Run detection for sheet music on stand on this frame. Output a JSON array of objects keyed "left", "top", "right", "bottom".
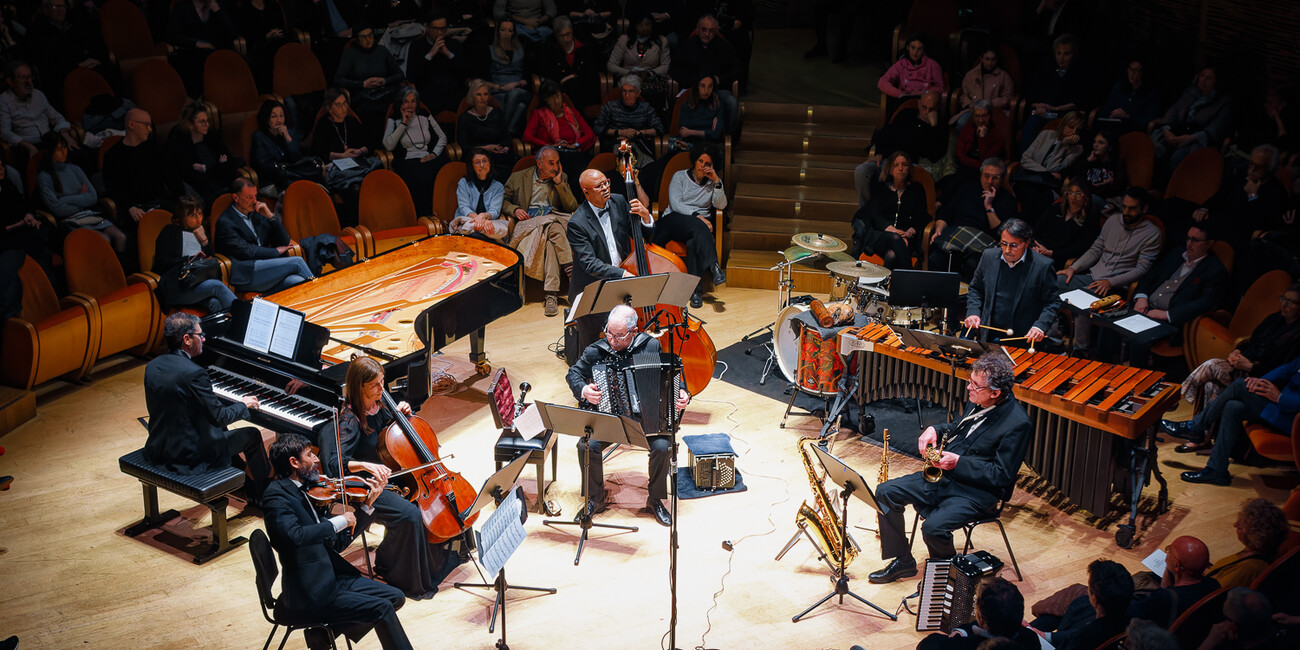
[{"left": 476, "top": 487, "right": 527, "bottom": 577}]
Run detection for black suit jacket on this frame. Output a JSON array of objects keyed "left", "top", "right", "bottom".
[
  {"left": 934, "top": 395, "right": 1032, "bottom": 509},
  {"left": 566, "top": 332, "right": 662, "bottom": 403},
  {"left": 261, "top": 477, "right": 361, "bottom": 610},
  {"left": 214, "top": 203, "right": 293, "bottom": 287},
  {"left": 566, "top": 194, "right": 655, "bottom": 302},
  {"left": 143, "top": 351, "right": 250, "bottom": 473},
  {"left": 1135, "top": 248, "right": 1227, "bottom": 326},
  {"left": 965, "top": 247, "right": 1062, "bottom": 341}
]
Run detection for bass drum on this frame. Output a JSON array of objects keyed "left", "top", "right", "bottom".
[{"left": 774, "top": 304, "right": 808, "bottom": 386}]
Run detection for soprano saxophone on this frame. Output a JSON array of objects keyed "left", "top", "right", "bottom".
[
  {"left": 794, "top": 438, "right": 859, "bottom": 573},
  {"left": 877, "top": 428, "right": 890, "bottom": 484}
]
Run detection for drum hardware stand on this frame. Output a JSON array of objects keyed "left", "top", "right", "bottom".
[{"left": 743, "top": 253, "right": 819, "bottom": 386}]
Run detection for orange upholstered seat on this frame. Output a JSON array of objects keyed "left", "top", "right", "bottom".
[
  {"left": 1245, "top": 413, "right": 1300, "bottom": 463},
  {"left": 273, "top": 43, "right": 328, "bottom": 99},
  {"left": 359, "top": 170, "right": 442, "bottom": 254},
  {"left": 281, "top": 181, "right": 371, "bottom": 261},
  {"left": 1119, "top": 132, "right": 1155, "bottom": 189},
  {"left": 1187, "top": 270, "right": 1293, "bottom": 369},
  {"left": 1, "top": 257, "right": 98, "bottom": 389},
  {"left": 131, "top": 59, "right": 190, "bottom": 130},
  {"left": 432, "top": 161, "right": 467, "bottom": 225},
  {"left": 63, "top": 229, "right": 162, "bottom": 360},
  {"left": 654, "top": 151, "right": 723, "bottom": 263},
  {"left": 63, "top": 67, "right": 114, "bottom": 126},
  {"left": 1165, "top": 148, "right": 1223, "bottom": 205},
  {"left": 100, "top": 0, "right": 168, "bottom": 71}
]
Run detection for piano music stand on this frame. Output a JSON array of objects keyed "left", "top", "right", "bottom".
[
  {"left": 536, "top": 402, "right": 645, "bottom": 565},
  {"left": 792, "top": 444, "right": 897, "bottom": 623},
  {"left": 453, "top": 453, "right": 555, "bottom": 644}
]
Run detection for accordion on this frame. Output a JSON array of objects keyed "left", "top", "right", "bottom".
[
  {"left": 916, "top": 551, "right": 1005, "bottom": 633},
  {"left": 591, "top": 352, "right": 683, "bottom": 435}
]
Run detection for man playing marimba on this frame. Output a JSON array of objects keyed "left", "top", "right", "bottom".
[{"left": 963, "top": 218, "right": 1061, "bottom": 347}]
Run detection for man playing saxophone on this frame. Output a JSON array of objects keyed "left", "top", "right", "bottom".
[{"left": 868, "top": 353, "right": 1032, "bottom": 584}]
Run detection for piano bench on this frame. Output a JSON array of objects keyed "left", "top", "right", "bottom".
[
  {"left": 118, "top": 448, "right": 249, "bottom": 565},
  {"left": 494, "top": 430, "right": 557, "bottom": 513}
]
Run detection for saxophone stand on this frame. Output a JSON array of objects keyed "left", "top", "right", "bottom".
[
  {"left": 452, "top": 454, "right": 545, "bottom": 648},
  {"left": 537, "top": 402, "right": 647, "bottom": 565},
  {"left": 792, "top": 445, "right": 896, "bottom": 623}
]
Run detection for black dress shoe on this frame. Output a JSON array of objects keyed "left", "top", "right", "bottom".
[
  {"left": 1181, "top": 468, "right": 1231, "bottom": 486},
  {"left": 710, "top": 263, "right": 726, "bottom": 286},
  {"left": 868, "top": 557, "right": 918, "bottom": 584},
  {"left": 690, "top": 290, "right": 703, "bottom": 309},
  {"left": 575, "top": 498, "right": 608, "bottom": 521},
  {"left": 1160, "top": 419, "right": 1198, "bottom": 441},
  {"left": 648, "top": 500, "right": 672, "bottom": 527},
  {"left": 303, "top": 628, "right": 334, "bottom": 650}
]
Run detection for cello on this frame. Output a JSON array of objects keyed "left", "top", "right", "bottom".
[
  {"left": 375, "top": 390, "right": 480, "bottom": 544},
  {"left": 614, "top": 141, "right": 717, "bottom": 394}
]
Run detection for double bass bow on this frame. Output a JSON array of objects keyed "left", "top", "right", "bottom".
[{"left": 614, "top": 140, "right": 718, "bottom": 394}]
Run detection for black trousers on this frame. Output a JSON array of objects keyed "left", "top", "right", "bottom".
[
  {"left": 653, "top": 211, "right": 718, "bottom": 280},
  {"left": 578, "top": 434, "right": 672, "bottom": 504},
  {"left": 225, "top": 425, "right": 272, "bottom": 502},
  {"left": 875, "top": 472, "right": 988, "bottom": 561},
  {"left": 312, "top": 575, "right": 413, "bottom": 650},
  {"left": 367, "top": 490, "right": 453, "bottom": 599},
  {"left": 1190, "top": 378, "right": 1272, "bottom": 474}
]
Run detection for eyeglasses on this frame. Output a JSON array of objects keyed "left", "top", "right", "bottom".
[
  {"left": 188, "top": 331, "right": 206, "bottom": 339},
  {"left": 605, "top": 329, "right": 635, "bottom": 341},
  {"left": 590, "top": 180, "right": 611, "bottom": 191},
  {"left": 999, "top": 240, "right": 1025, "bottom": 249},
  {"left": 1281, "top": 296, "right": 1300, "bottom": 306},
  {"left": 1065, "top": 191, "right": 1085, "bottom": 197},
  {"left": 1186, "top": 236, "right": 1208, "bottom": 243},
  {"left": 968, "top": 381, "right": 993, "bottom": 392}
]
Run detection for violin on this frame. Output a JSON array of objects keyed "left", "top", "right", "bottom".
[{"left": 305, "top": 475, "right": 392, "bottom": 505}]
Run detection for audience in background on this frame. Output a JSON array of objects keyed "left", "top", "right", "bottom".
[
  {"left": 1021, "top": 34, "right": 1093, "bottom": 152},
  {"left": 852, "top": 150, "right": 927, "bottom": 269},
  {"left": 955, "top": 48, "right": 1016, "bottom": 131},
  {"left": 539, "top": 16, "right": 601, "bottom": 111},
  {"left": 1098, "top": 59, "right": 1159, "bottom": 134},
  {"left": 250, "top": 100, "right": 321, "bottom": 194},
  {"left": 877, "top": 33, "right": 946, "bottom": 118},
  {"left": 153, "top": 195, "right": 236, "bottom": 314},
  {"left": 38, "top": 132, "right": 126, "bottom": 254},
  {"left": 608, "top": 14, "right": 673, "bottom": 114},
  {"left": 1204, "top": 499, "right": 1290, "bottom": 590},
  {"left": 1031, "top": 178, "right": 1098, "bottom": 270},
  {"left": 487, "top": 20, "right": 532, "bottom": 135},
  {"left": 450, "top": 149, "right": 509, "bottom": 241},
  {"left": 495, "top": 0, "right": 557, "bottom": 43},
  {"left": 671, "top": 15, "right": 738, "bottom": 135},
  {"left": 165, "top": 101, "right": 243, "bottom": 207},
  {"left": 457, "top": 79, "right": 518, "bottom": 181},
  {"left": 1068, "top": 130, "right": 1126, "bottom": 209},
  {"left": 524, "top": 79, "right": 595, "bottom": 191},
  {"left": 405, "top": 12, "right": 471, "bottom": 116},
  {"left": 334, "top": 25, "right": 404, "bottom": 147},
  {"left": 593, "top": 75, "right": 663, "bottom": 156},
  {"left": 1014, "top": 111, "right": 1084, "bottom": 219},
  {"left": 1150, "top": 66, "right": 1232, "bottom": 172},
  {"left": 383, "top": 86, "right": 448, "bottom": 216}
]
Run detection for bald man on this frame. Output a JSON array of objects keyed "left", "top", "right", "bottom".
[
  {"left": 103, "top": 108, "right": 178, "bottom": 225},
  {"left": 1128, "top": 535, "right": 1220, "bottom": 626}
]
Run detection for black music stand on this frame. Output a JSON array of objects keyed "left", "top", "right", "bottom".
[
  {"left": 792, "top": 445, "right": 897, "bottom": 623},
  {"left": 537, "top": 402, "right": 646, "bottom": 565},
  {"left": 452, "top": 453, "right": 554, "bottom": 646},
  {"left": 890, "top": 270, "right": 962, "bottom": 335},
  {"left": 893, "top": 327, "right": 1007, "bottom": 422}
]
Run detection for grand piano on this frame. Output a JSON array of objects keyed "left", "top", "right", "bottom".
[{"left": 200, "top": 235, "right": 524, "bottom": 435}]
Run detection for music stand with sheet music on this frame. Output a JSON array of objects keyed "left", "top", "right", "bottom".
[
  {"left": 894, "top": 327, "right": 1008, "bottom": 422},
  {"left": 452, "top": 453, "right": 555, "bottom": 648},
  {"left": 566, "top": 273, "right": 699, "bottom": 354},
  {"left": 537, "top": 401, "right": 646, "bottom": 565},
  {"left": 792, "top": 444, "right": 897, "bottom": 623}
]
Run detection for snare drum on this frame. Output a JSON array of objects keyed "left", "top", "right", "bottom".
[{"left": 882, "top": 305, "right": 928, "bottom": 328}]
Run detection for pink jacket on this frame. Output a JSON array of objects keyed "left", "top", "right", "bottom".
[
  {"left": 877, "top": 56, "right": 946, "bottom": 98},
  {"left": 960, "top": 66, "right": 1015, "bottom": 111}
]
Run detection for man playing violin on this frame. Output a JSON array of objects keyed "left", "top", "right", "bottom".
[
  {"left": 567, "top": 305, "right": 691, "bottom": 527},
  {"left": 262, "top": 433, "right": 414, "bottom": 650},
  {"left": 317, "top": 355, "right": 463, "bottom": 600}
]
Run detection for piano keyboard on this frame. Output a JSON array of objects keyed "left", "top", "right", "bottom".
[
  {"left": 916, "top": 559, "right": 953, "bottom": 632},
  {"left": 209, "top": 366, "right": 334, "bottom": 430}
]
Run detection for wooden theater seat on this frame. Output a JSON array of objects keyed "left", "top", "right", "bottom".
[
  {"left": 1187, "top": 270, "right": 1293, "bottom": 369},
  {"left": 280, "top": 180, "right": 372, "bottom": 262},
  {"left": 1, "top": 257, "right": 99, "bottom": 390},
  {"left": 1245, "top": 412, "right": 1300, "bottom": 464},
  {"left": 431, "top": 161, "right": 467, "bottom": 226},
  {"left": 63, "top": 229, "right": 163, "bottom": 361},
  {"left": 654, "top": 152, "right": 724, "bottom": 264},
  {"left": 358, "top": 169, "right": 443, "bottom": 254}
]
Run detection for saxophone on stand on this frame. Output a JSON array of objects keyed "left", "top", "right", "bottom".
[{"left": 775, "top": 438, "right": 859, "bottom": 574}]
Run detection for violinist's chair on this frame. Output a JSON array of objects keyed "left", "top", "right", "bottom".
[
  {"left": 249, "top": 529, "right": 354, "bottom": 650},
  {"left": 488, "top": 368, "right": 557, "bottom": 514}
]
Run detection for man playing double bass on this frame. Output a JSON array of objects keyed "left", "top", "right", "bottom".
[{"left": 316, "top": 356, "right": 464, "bottom": 600}]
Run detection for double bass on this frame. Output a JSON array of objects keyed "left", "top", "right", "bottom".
[{"left": 614, "top": 141, "right": 717, "bottom": 394}]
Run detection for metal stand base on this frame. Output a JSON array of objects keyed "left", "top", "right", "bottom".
[
  {"left": 542, "top": 433, "right": 638, "bottom": 565},
  {"left": 792, "top": 575, "right": 897, "bottom": 623},
  {"left": 454, "top": 568, "right": 556, "bottom": 636}
]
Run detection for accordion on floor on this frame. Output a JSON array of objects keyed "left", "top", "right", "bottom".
[
  {"left": 592, "top": 352, "right": 683, "bottom": 435},
  {"left": 916, "top": 551, "right": 1005, "bottom": 633}
]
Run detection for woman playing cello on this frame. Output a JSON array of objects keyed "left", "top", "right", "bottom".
[{"left": 319, "top": 356, "right": 463, "bottom": 600}]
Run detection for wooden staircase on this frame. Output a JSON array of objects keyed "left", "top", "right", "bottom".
[{"left": 725, "top": 102, "right": 884, "bottom": 295}]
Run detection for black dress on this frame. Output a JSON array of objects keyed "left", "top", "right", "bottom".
[
  {"left": 1031, "top": 204, "right": 1098, "bottom": 270},
  {"left": 319, "top": 405, "right": 462, "bottom": 600},
  {"left": 457, "top": 107, "right": 518, "bottom": 181},
  {"left": 852, "top": 179, "right": 929, "bottom": 269}
]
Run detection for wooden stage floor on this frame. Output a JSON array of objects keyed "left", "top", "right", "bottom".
[{"left": 0, "top": 286, "right": 1293, "bottom": 649}]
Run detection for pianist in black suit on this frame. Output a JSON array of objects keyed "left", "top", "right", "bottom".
[
  {"left": 262, "top": 433, "right": 413, "bottom": 650},
  {"left": 319, "top": 355, "right": 463, "bottom": 601},
  {"left": 868, "top": 352, "right": 1032, "bottom": 585},
  {"left": 213, "top": 178, "right": 314, "bottom": 293},
  {"left": 962, "top": 218, "right": 1061, "bottom": 347},
  {"left": 143, "top": 313, "right": 272, "bottom": 502}
]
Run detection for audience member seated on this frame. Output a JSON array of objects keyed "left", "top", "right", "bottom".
[
  {"left": 1068, "top": 130, "right": 1126, "bottom": 210},
  {"left": 494, "top": 0, "right": 556, "bottom": 43},
  {"left": 1235, "top": 87, "right": 1300, "bottom": 158},
  {"left": 670, "top": 15, "right": 738, "bottom": 135},
  {"left": 1021, "top": 34, "right": 1094, "bottom": 152},
  {"left": 876, "top": 33, "right": 945, "bottom": 118},
  {"left": 540, "top": 17, "right": 601, "bottom": 111},
  {"left": 312, "top": 88, "right": 379, "bottom": 198},
  {"left": 486, "top": 20, "right": 532, "bottom": 135},
  {"left": 36, "top": 133, "right": 127, "bottom": 255},
  {"left": 1214, "top": 145, "right": 1291, "bottom": 291},
  {"left": 22, "top": 0, "right": 114, "bottom": 109},
  {"left": 233, "top": 0, "right": 291, "bottom": 88},
  {"left": 963, "top": 219, "right": 1060, "bottom": 348},
  {"left": 917, "top": 577, "right": 1042, "bottom": 649},
  {"left": 1124, "top": 619, "right": 1179, "bottom": 650},
  {"left": 558, "top": 0, "right": 618, "bottom": 52},
  {"left": 593, "top": 75, "right": 663, "bottom": 158},
  {"left": 214, "top": 178, "right": 314, "bottom": 294},
  {"left": 851, "top": 151, "right": 926, "bottom": 269},
  {"left": 103, "top": 108, "right": 179, "bottom": 229},
  {"left": 954, "top": 100, "right": 1009, "bottom": 184},
  {"left": 872, "top": 90, "right": 948, "bottom": 170},
  {"left": 153, "top": 195, "right": 236, "bottom": 314},
  {"left": 0, "top": 162, "right": 55, "bottom": 279},
  {"left": 1031, "top": 559, "right": 1133, "bottom": 650},
  {"left": 1056, "top": 186, "right": 1163, "bottom": 354},
  {"left": 503, "top": 146, "right": 579, "bottom": 316},
  {"left": 660, "top": 144, "right": 726, "bottom": 307},
  {"left": 608, "top": 14, "right": 674, "bottom": 115},
  {"left": 1150, "top": 66, "right": 1232, "bottom": 172},
  {"left": 166, "top": 0, "right": 241, "bottom": 95},
  {"left": 954, "top": 48, "right": 1016, "bottom": 133},
  {"left": 1200, "top": 588, "right": 1287, "bottom": 650},
  {"left": 334, "top": 26, "right": 405, "bottom": 147},
  {"left": 1031, "top": 178, "right": 1099, "bottom": 270},
  {"left": 524, "top": 80, "right": 595, "bottom": 191},
  {"left": 1014, "top": 111, "right": 1084, "bottom": 221},
  {"left": 1179, "top": 354, "right": 1300, "bottom": 486},
  {"left": 1130, "top": 536, "right": 1221, "bottom": 627},
  {"left": 383, "top": 87, "right": 448, "bottom": 216},
  {"left": 0, "top": 60, "right": 79, "bottom": 171},
  {"left": 675, "top": 74, "right": 728, "bottom": 152},
  {"left": 1097, "top": 59, "right": 1160, "bottom": 134},
  {"left": 457, "top": 79, "right": 518, "bottom": 181},
  {"left": 450, "top": 149, "right": 509, "bottom": 241},
  {"left": 1168, "top": 283, "right": 1300, "bottom": 453},
  {"left": 1204, "top": 499, "right": 1291, "bottom": 590},
  {"left": 929, "top": 157, "right": 1016, "bottom": 277},
  {"left": 405, "top": 12, "right": 471, "bottom": 117},
  {"left": 250, "top": 99, "right": 322, "bottom": 194},
  {"left": 165, "top": 102, "right": 244, "bottom": 207},
  {"left": 1125, "top": 223, "right": 1227, "bottom": 364}
]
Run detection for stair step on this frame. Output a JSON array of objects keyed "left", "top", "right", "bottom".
[
  {"left": 742, "top": 122, "right": 873, "bottom": 137},
  {"left": 740, "top": 102, "right": 882, "bottom": 126},
  {"left": 737, "top": 133, "right": 871, "bottom": 157},
  {"left": 724, "top": 249, "right": 846, "bottom": 293},
  {"left": 730, "top": 163, "right": 857, "bottom": 188},
  {"left": 728, "top": 216, "right": 853, "bottom": 251},
  {"left": 732, "top": 195, "right": 856, "bottom": 220},
  {"left": 735, "top": 182, "right": 858, "bottom": 205},
  {"left": 732, "top": 150, "right": 865, "bottom": 169}
]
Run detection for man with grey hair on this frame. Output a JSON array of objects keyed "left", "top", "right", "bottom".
[
  {"left": 964, "top": 218, "right": 1060, "bottom": 346},
  {"left": 1200, "top": 588, "right": 1280, "bottom": 649},
  {"left": 503, "top": 145, "right": 579, "bottom": 316},
  {"left": 566, "top": 304, "right": 690, "bottom": 527},
  {"left": 930, "top": 157, "right": 1018, "bottom": 277},
  {"left": 593, "top": 74, "right": 664, "bottom": 154},
  {"left": 869, "top": 352, "right": 1032, "bottom": 584}
]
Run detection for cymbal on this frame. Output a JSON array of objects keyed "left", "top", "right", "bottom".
[
  {"left": 826, "top": 260, "right": 890, "bottom": 282},
  {"left": 791, "top": 232, "right": 847, "bottom": 253}
]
